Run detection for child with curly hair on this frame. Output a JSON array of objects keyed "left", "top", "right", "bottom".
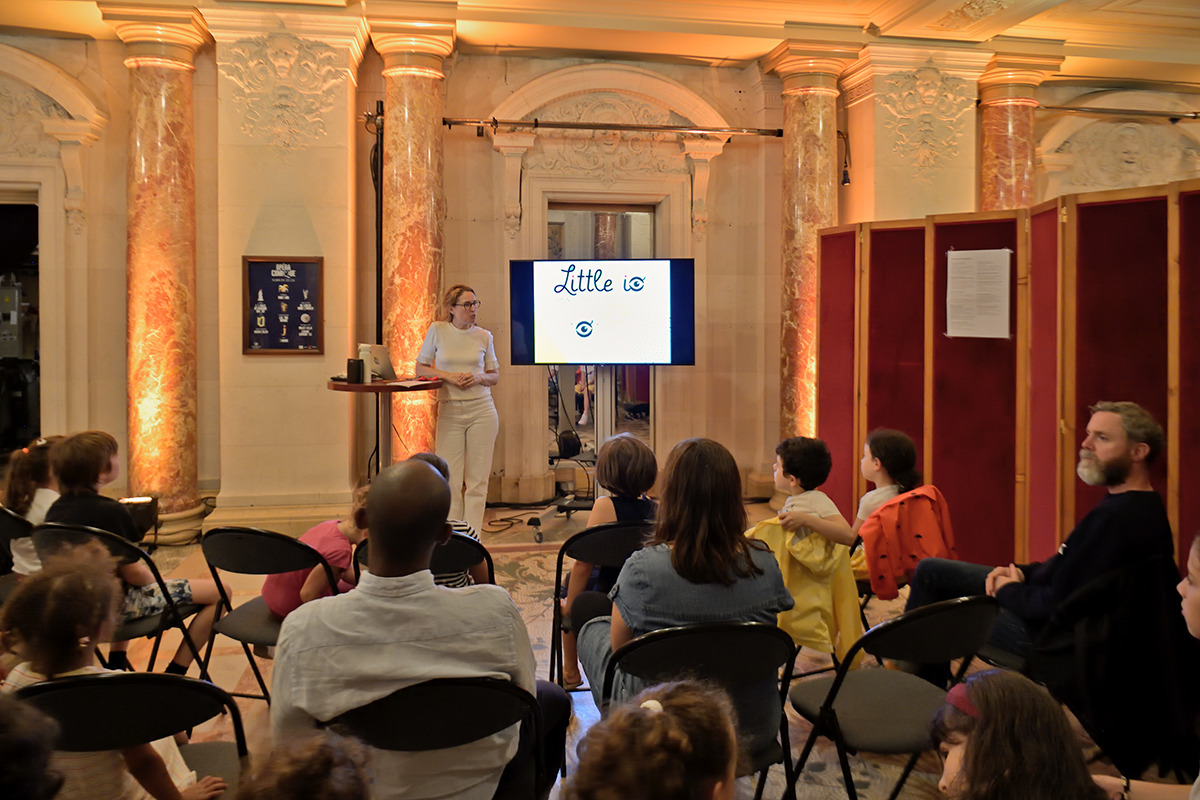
[{"left": 563, "top": 680, "right": 739, "bottom": 800}]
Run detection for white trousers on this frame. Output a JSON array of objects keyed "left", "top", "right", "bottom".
[{"left": 435, "top": 395, "right": 499, "bottom": 535}]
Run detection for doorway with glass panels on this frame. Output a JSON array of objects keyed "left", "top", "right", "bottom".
[{"left": 547, "top": 203, "right": 655, "bottom": 462}]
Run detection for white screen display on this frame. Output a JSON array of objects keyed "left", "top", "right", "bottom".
[{"left": 532, "top": 259, "right": 672, "bottom": 364}]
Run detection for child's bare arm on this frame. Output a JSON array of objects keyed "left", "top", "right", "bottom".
[
  {"left": 779, "top": 511, "right": 855, "bottom": 546},
  {"left": 123, "top": 743, "right": 227, "bottom": 800},
  {"left": 118, "top": 561, "right": 155, "bottom": 588}
]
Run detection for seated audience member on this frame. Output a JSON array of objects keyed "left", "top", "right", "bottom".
[
  {"left": 932, "top": 669, "right": 1106, "bottom": 800},
  {"left": 406, "top": 452, "right": 489, "bottom": 587},
  {"left": 271, "top": 459, "right": 570, "bottom": 800},
  {"left": 1091, "top": 532, "right": 1200, "bottom": 800},
  {"left": 563, "top": 680, "right": 739, "bottom": 800},
  {"left": 0, "top": 560, "right": 226, "bottom": 800},
  {"left": 575, "top": 437, "right": 792, "bottom": 753},
  {"left": 772, "top": 437, "right": 855, "bottom": 545},
  {"left": 560, "top": 432, "right": 658, "bottom": 689},
  {"left": 235, "top": 731, "right": 369, "bottom": 800},
  {"left": 260, "top": 484, "right": 369, "bottom": 619},
  {"left": 3, "top": 435, "right": 63, "bottom": 576},
  {"left": 905, "top": 401, "right": 1173, "bottom": 676},
  {"left": 41, "top": 431, "right": 223, "bottom": 675},
  {"left": 0, "top": 693, "right": 63, "bottom": 800},
  {"left": 45, "top": 431, "right": 141, "bottom": 542},
  {"left": 746, "top": 436, "right": 862, "bottom": 659},
  {"left": 853, "top": 428, "right": 921, "bottom": 535}
]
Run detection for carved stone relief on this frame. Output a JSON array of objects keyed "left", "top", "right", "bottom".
[
  {"left": 522, "top": 93, "right": 689, "bottom": 185},
  {"left": 1054, "top": 120, "right": 1200, "bottom": 191},
  {"left": 0, "top": 74, "right": 67, "bottom": 159},
  {"left": 219, "top": 32, "right": 343, "bottom": 153},
  {"left": 877, "top": 66, "right": 974, "bottom": 175},
  {"left": 932, "top": 0, "right": 1013, "bottom": 31}
]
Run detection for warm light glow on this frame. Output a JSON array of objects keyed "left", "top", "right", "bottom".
[
  {"left": 782, "top": 86, "right": 839, "bottom": 98},
  {"left": 985, "top": 97, "right": 1039, "bottom": 107},
  {"left": 381, "top": 65, "right": 445, "bottom": 79},
  {"left": 124, "top": 56, "right": 194, "bottom": 71},
  {"left": 126, "top": 61, "right": 199, "bottom": 515}
]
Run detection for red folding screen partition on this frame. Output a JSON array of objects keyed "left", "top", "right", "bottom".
[
  {"left": 1175, "top": 181, "right": 1200, "bottom": 564},
  {"left": 1027, "top": 201, "right": 1062, "bottom": 560},
  {"left": 816, "top": 227, "right": 859, "bottom": 515},
  {"left": 817, "top": 180, "right": 1196, "bottom": 569},
  {"left": 930, "top": 215, "right": 1021, "bottom": 566}
]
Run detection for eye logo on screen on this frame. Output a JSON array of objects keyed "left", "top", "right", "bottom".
[
  {"left": 575, "top": 320, "right": 594, "bottom": 338},
  {"left": 624, "top": 275, "right": 646, "bottom": 291}
]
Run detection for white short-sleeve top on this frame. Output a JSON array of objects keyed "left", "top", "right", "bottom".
[{"left": 417, "top": 320, "right": 499, "bottom": 401}]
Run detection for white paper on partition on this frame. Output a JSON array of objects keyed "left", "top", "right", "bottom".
[{"left": 945, "top": 249, "right": 1011, "bottom": 339}]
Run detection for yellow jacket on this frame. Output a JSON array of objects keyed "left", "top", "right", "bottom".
[{"left": 746, "top": 518, "right": 864, "bottom": 663}]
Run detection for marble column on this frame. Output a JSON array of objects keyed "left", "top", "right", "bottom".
[
  {"left": 370, "top": 24, "right": 454, "bottom": 461},
  {"left": 103, "top": 6, "right": 208, "bottom": 524},
  {"left": 979, "top": 54, "right": 1062, "bottom": 211},
  {"left": 763, "top": 44, "right": 851, "bottom": 439}
]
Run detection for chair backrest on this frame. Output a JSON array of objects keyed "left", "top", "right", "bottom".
[
  {"left": 329, "top": 676, "right": 539, "bottom": 753},
  {"left": 16, "top": 671, "right": 248, "bottom": 757},
  {"left": 852, "top": 594, "right": 996, "bottom": 666},
  {"left": 354, "top": 532, "right": 495, "bottom": 584},
  {"left": 32, "top": 522, "right": 154, "bottom": 575},
  {"left": 562, "top": 520, "right": 652, "bottom": 567},
  {"left": 554, "top": 520, "right": 652, "bottom": 593},
  {"left": 202, "top": 526, "right": 337, "bottom": 582},
  {"left": 602, "top": 622, "right": 795, "bottom": 706},
  {"left": 0, "top": 506, "right": 31, "bottom": 572},
  {"left": 432, "top": 532, "right": 495, "bottom": 583}
]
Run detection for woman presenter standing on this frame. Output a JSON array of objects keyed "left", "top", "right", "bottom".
[{"left": 416, "top": 284, "right": 499, "bottom": 536}]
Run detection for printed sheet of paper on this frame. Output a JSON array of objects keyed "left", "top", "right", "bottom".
[{"left": 945, "top": 249, "right": 1011, "bottom": 339}]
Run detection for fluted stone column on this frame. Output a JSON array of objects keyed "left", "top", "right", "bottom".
[
  {"left": 370, "top": 22, "right": 454, "bottom": 461},
  {"left": 979, "top": 53, "right": 1062, "bottom": 211},
  {"left": 763, "top": 43, "right": 852, "bottom": 439},
  {"left": 103, "top": 5, "right": 208, "bottom": 528}
]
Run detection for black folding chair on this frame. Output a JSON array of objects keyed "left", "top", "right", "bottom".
[
  {"left": 201, "top": 526, "right": 339, "bottom": 703},
  {"left": 31, "top": 522, "right": 209, "bottom": 680},
  {"left": 601, "top": 621, "right": 796, "bottom": 800},
  {"left": 17, "top": 671, "right": 247, "bottom": 799},
  {"left": 0, "top": 505, "right": 31, "bottom": 603},
  {"left": 549, "top": 520, "right": 651, "bottom": 685},
  {"left": 327, "top": 676, "right": 545, "bottom": 800},
  {"left": 353, "top": 531, "right": 495, "bottom": 584},
  {"left": 788, "top": 595, "right": 998, "bottom": 800}
]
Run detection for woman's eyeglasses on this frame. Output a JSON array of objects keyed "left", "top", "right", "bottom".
[{"left": 454, "top": 300, "right": 482, "bottom": 309}]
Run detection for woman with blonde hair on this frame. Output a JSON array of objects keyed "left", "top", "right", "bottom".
[{"left": 415, "top": 284, "right": 499, "bottom": 535}]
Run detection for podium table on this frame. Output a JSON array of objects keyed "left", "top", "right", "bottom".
[{"left": 327, "top": 379, "right": 442, "bottom": 472}]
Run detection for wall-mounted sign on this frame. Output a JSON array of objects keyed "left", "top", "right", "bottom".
[{"left": 243, "top": 256, "right": 324, "bottom": 355}]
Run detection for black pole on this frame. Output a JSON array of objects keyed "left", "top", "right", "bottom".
[{"left": 372, "top": 99, "right": 384, "bottom": 345}]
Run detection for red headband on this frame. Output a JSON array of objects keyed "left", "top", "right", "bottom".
[{"left": 947, "top": 682, "right": 980, "bottom": 719}]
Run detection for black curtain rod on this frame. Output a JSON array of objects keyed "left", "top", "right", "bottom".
[{"left": 443, "top": 116, "right": 784, "bottom": 137}]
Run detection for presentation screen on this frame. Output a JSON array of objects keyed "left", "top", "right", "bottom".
[{"left": 510, "top": 258, "right": 695, "bottom": 366}]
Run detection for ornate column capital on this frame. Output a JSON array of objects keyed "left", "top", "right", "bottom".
[
  {"left": 762, "top": 38, "right": 859, "bottom": 95},
  {"left": 99, "top": 3, "right": 210, "bottom": 68},
  {"left": 367, "top": 2, "right": 456, "bottom": 78},
  {"left": 979, "top": 52, "right": 1064, "bottom": 105}
]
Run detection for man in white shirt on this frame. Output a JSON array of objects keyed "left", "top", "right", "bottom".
[{"left": 272, "top": 459, "right": 568, "bottom": 799}]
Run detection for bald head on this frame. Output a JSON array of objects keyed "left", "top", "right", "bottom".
[{"left": 365, "top": 460, "right": 452, "bottom": 570}]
